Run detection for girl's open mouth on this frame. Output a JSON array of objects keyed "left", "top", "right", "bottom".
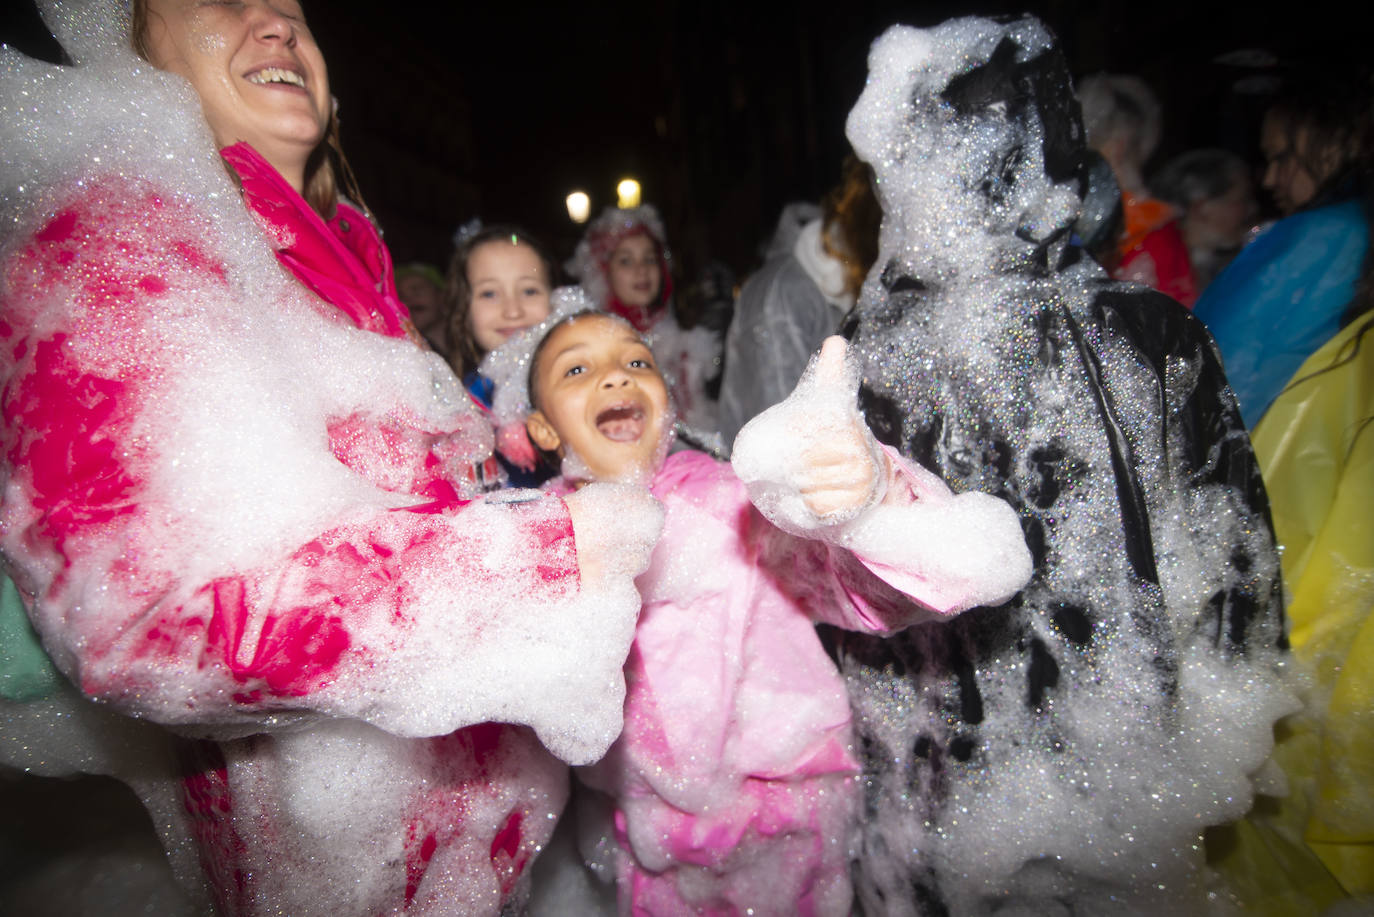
[{"left": 596, "top": 403, "right": 646, "bottom": 442}]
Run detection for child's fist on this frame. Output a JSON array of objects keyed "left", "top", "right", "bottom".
[
  {"left": 732, "top": 335, "right": 887, "bottom": 533},
  {"left": 564, "top": 482, "right": 664, "bottom": 583}
]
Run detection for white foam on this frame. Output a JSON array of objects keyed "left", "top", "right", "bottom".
[{"left": 732, "top": 338, "right": 887, "bottom": 534}]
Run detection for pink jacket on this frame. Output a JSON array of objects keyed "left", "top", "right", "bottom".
[
  {"left": 576, "top": 449, "right": 1025, "bottom": 916},
  {"left": 0, "top": 145, "right": 626, "bottom": 915}
]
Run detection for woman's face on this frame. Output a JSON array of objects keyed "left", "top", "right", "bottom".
[
  {"left": 1260, "top": 114, "right": 1320, "bottom": 216},
  {"left": 142, "top": 0, "right": 331, "bottom": 186},
  {"left": 465, "top": 240, "right": 552, "bottom": 353},
  {"left": 606, "top": 234, "right": 662, "bottom": 309}
]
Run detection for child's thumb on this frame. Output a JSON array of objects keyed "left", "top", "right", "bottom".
[{"left": 813, "top": 335, "right": 850, "bottom": 388}]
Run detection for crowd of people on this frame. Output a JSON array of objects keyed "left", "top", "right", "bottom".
[{"left": 0, "top": 1, "right": 1369, "bottom": 915}]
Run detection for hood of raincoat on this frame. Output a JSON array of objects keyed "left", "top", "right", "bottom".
[{"left": 846, "top": 16, "right": 1088, "bottom": 285}]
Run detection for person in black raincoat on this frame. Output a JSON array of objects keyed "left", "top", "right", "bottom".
[{"left": 829, "top": 17, "right": 1293, "bottom": 915}]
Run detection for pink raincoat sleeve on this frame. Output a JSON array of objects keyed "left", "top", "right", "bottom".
[
  {"left": 750, "top": 443, "right": 1033, "bottom": 634},
  {"left": 0, "top": 181, "right": 625, "bottom": 759}
]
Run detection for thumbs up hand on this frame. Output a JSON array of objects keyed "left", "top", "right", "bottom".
[{"left": 732, "top": 336, "right": 889, "bottom": 532}]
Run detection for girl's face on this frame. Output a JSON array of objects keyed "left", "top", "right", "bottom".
[
  {"left": 142, "top": 0, "right": 331, "bottom": 189},
  {"left": 465, "top": 240, "right": 552, "bottom": 353},
  {"left": 526, "top": 315, "right": 671, "bottom": 484},
  {"left": 606, "top": 234, "right": 662, "bottom": 309}
]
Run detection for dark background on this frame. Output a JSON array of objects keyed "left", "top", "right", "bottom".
[{"left": 0, "top": 1, "right": 1362, "bottom": 282}]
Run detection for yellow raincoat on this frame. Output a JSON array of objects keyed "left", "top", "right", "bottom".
[{"left": 1210, "top": 310, "right": 1374, "bottom": 912}]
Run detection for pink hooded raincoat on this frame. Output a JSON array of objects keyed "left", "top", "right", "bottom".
[{"left": 573, "top": 446, "right": 1031, "bottom": 916}]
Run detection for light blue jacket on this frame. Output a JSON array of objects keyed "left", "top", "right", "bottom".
[{"left": 1195, "top": 198, "right": 1368, "bottom": 428}]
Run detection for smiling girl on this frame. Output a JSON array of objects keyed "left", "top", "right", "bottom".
[
  {"left": 567, "top": 205, "right": 724, "bottom": 434},
  {"left": 446, "top": 224, "right": 556, "bottom": 392},
  {"left": 521, "top": 312, "right": 1033, "bottom": 914},
  {"left": 444, "top": 224, "right": 559, "bottom": 486},
  {"left": 567, "top": 206, "right": 672, "bottom": 334}
]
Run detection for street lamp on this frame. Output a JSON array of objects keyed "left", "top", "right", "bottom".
[
  {"left": 566, "top": 191, "right": 590, "bottom": 224},
  {"left": 616, "top": 178, "right": 641, "bottom": 209}
]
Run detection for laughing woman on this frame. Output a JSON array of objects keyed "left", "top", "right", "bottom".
[{"left": 0, "top": 1, "right": 658, "bottom": 914}]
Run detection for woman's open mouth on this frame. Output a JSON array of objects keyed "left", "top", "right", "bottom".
[
  {"left": 246, "top": 67, "right": 306, "bottom": 89},
  {"left": 596, "top": 403, "right": 646, "bottom": 442}
]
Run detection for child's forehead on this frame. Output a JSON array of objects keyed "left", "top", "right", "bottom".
[
  {"left": 613, "top": 233, "right": 656, "bottom": 254},
  {"left": 546, "top": 314, "right": 644, "bottom": 351},
  {"left": 470, "top": 238, "right": 539, "bottom": 268}
]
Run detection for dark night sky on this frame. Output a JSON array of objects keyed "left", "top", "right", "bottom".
[{"left": 1, "top": 1, "right": 1363, "bottom": 274}]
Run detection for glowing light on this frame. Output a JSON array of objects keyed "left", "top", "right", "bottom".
[
  {"left": 566, "top": 191, "right": 590, "bottom": 224},
  {"left": 616, "top": 178, "right": 641, "bottom": 209}
]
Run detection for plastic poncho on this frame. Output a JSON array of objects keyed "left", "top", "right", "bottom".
[
  {"left": 1194, "top": 197, "right": 1368, "bottom": 428},
  {"left": 832, "top": 18, "right": 1294, "bottom": 915},
  {"left": 1209, "top": 309, "right": 1374, "bottom": 912},
  {"left": 717, "top": 221, "right": 853, "bottom": 446}
]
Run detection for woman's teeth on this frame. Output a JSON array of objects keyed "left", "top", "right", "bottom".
[{"left": 248, "top": 68, "right": 305, "bottom": 88}]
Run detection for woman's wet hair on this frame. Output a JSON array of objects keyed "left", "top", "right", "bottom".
[
  {"left": 1270, "top": 67, "right": 1374, "bottom": 325},
  {"left": 820, "top": 155, "right": 882, "bottom": 301},
  {"left": 445, "top": 224, "right": 558, "bottom": 377},
  {"left": 1264, "top": 68, "right": 1372, "bottom": 206}
]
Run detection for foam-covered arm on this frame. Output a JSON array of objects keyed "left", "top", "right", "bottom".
[
  {"left": 834, "top": 443, "right": 1032, "bottom": 615},
  {"left": 0, "top": 183, "right": 656, "bottom": 764},
  {"left": 734, "top": 336, "right": 1031, "bottom": 627}
]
